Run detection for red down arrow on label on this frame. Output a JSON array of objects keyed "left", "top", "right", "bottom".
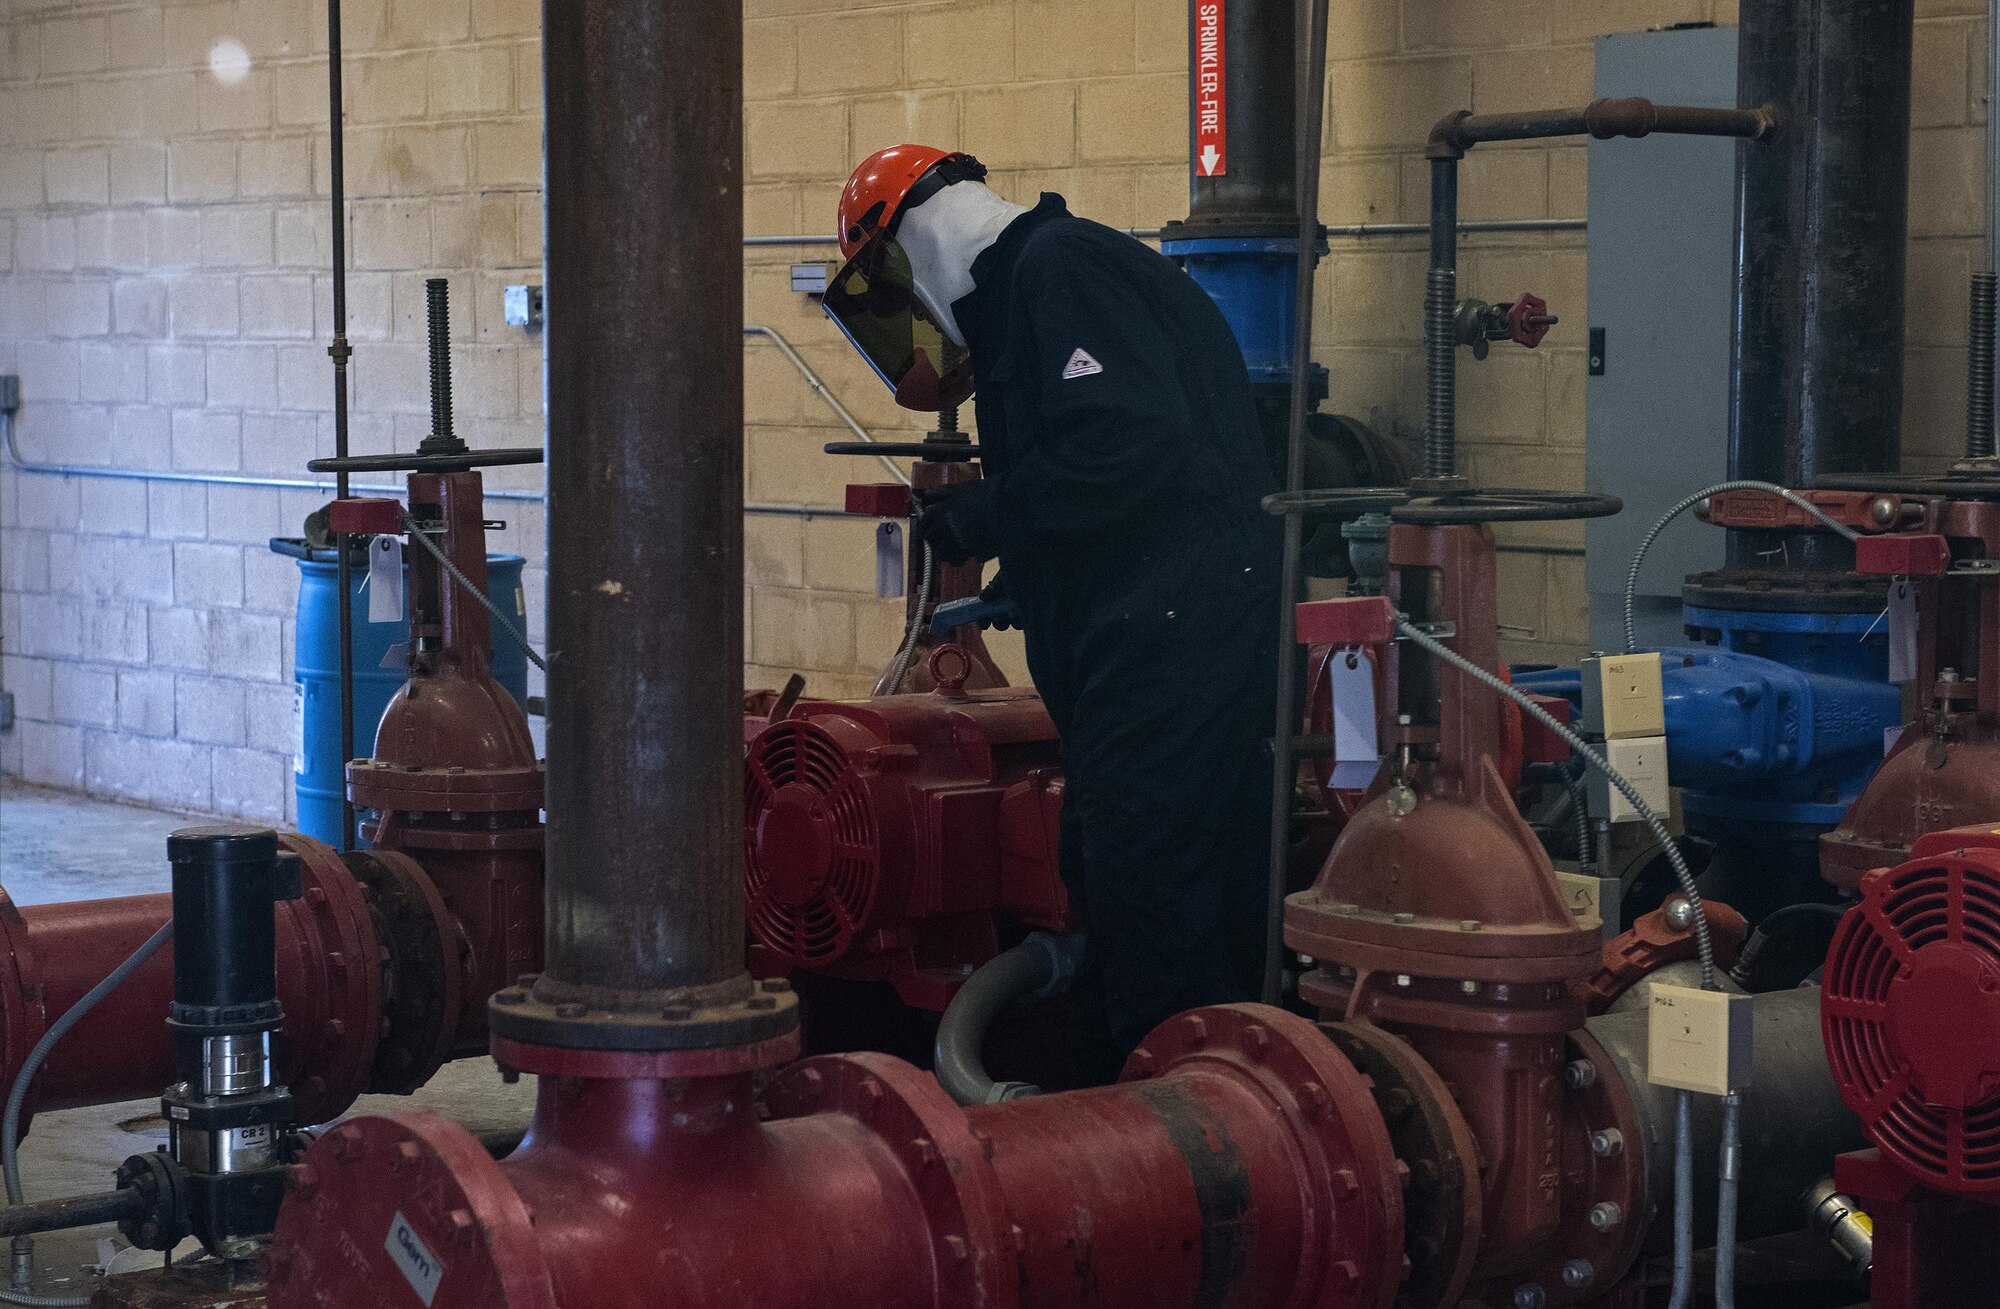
[{"left": 1194, "top": 1, "right": 1226, "bottom": 176}]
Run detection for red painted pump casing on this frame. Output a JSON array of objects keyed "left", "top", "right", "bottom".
[
  {"left": 349, "top": 471, "right": 545, "bottom": 1091},
  {"left": 1823, "top": 824, "right": 2000, "bottom": 1195},
  {"left": 1824, "top": 824, "right": 2000, "bottom": 1309},
  {"left": 744, "top": 671, "right": 1068, "bottom": 1011},
  {"left": 267, "top": 1004, "right": 1411, "bottom": 1309},
  {"left": 1288, "top": 523, "right": 1642, "bottom": 1306}
]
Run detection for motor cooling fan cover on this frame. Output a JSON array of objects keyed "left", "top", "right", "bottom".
[
  {"left": 744, "top": 717, "right": 885, "bottom": 966},
  {"left": 1823, "top": 830, "right": 2000, "bottom": 1194}
]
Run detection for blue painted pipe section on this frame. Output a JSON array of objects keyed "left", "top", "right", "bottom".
[
  {"left": 1670, "top": 605, "right": 1898, "bottom": 833},
  {"left": 1512, "top": 606, "right": 1899, "bottom": 834},
  {"left": 290, "top": 552, "right": 530, "bottom": 845},
  {"left": 1162, "top": 236, "right": 1303, "bottom": 385}
]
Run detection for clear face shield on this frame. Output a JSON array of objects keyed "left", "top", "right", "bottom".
[{"left": 822, "top": 234, "right": 975, "bottom": 413}]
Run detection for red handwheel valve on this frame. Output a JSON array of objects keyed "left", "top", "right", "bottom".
[{"left": 1507, "top": 293, "right": 1556, "bottom": 349}]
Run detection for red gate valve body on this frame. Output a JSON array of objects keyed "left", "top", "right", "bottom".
[
  {"left": 326, "top": 497, "right": 403, "bottom": 536},
  {"left": 1506, "top": 292, "right": 1556, "bottom": 348},
  {"left": 1295, "top": 595, "right": 1397, "bottom": 650}
]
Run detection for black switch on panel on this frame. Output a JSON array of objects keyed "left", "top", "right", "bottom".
[{"left": 1589, "top": 327, "right": 1607, "bottom": 376}]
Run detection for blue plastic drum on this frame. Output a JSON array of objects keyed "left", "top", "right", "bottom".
[{"left": 286, "top": 545, "right": 530, "bottom": 844}]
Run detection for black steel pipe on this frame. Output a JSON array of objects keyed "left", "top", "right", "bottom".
[
  {"left": 536, "top": 0, "right": 755, "bottom": 1018},
  {"left": 1428, "top": 99, "right": 1775, "bottom": 159},
  {"left": 0, "top": 1189, "right": 143, "bottom": 1240},
  {"left": 1179, "top": 0, "right": 1297, "bottom": 235},
  {"left": 325, "top": 0, "right": 356, "bottom": 852},
  {"left": 1728, "top": 0, "right": 1914, "bottom": 568},
  {"left": 1420, "top": 98, "right": 1770, "bottom": 486}
]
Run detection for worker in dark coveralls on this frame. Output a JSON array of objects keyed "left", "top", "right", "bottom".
[{"left": 823, "top": 144, "right": 1282, "bottom": 1052}]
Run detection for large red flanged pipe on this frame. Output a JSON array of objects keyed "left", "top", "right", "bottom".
[
  {"left": 266, "top": 1005, "right": 1407, "bottom": 1309},
  {"left": 0, "top": 834, "right": 384, "bottom": 1126}
]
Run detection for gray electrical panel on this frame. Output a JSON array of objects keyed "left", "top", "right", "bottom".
[{"left": 1585, "top": 25, "right": 1740, "bottom": 652}]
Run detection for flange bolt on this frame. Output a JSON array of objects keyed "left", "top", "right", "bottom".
[
  {"left": 1588, "top": 1202, "right": 1624, "bottom": 1231},
  {"left": 1664, "top": 896, "right": 1697, "bottom": 932},
  {"left": 1562, "top": 1259, "right": 1595, "bottom": 1289},
  {"left": 1589, "top": 1128, "right": 1624, "bottom": 1157},
  {"left": 1512, "top": 1284, "right": 1546, "bottom": 1309},
  {"left": 1564, "top": 1059, "right": 1597, "bottom": 1089}
]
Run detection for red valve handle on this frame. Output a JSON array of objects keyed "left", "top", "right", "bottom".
[{"left": 1507, "top": 293, "right": 1555, "bottom": 349}]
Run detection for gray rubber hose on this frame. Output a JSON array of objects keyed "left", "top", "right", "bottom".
[{"left": 935, "top": 932, "right": 1086, "bottom": 1106}]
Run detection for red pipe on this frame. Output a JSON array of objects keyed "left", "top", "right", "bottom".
[
  {"left": 0, "top": 834, "right": 392, "bottom": 1127},
  {"left": 267, "top": 1005, "right": 1408, "bottom": 1309}
]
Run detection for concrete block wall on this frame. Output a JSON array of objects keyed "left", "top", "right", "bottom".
[
  {"left": 0, "top": 0, "right": 546, "bottom": 820},
  {"left": 1, "top": 0, "right": 1990, "bottom": 814}
]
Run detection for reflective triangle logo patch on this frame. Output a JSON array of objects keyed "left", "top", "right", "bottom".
[{"left": 1061, "top": 348, "right": 1104, "bottom": 380}]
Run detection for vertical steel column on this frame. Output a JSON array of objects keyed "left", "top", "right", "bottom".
[
  {"left": 538, "top": 0, "right": 749, "bottom": 1012},
  {"left": 1728, "top": 0, "right": 1915, "bottom": 565}
]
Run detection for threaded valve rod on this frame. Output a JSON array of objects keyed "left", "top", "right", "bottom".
[
  {"left": 1424, "top": 265, "right": 1459, "bottom": 480},
  {"left": 1968, "top": 271, "right": 1996, "bottom": 459},
  {"left": 423, "top": 277, "right": 460, "bottom": 454}
]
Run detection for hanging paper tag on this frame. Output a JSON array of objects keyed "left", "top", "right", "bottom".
[
  {"left": 380, "top": 642, "right": 409, "bottom": 670},
  {"left": 1327, "top": 650, "right": 1381, "bottom": 790},
  {"left": 876, "top": 521, "right": 905, "bottom": 599},
  {"left": 1886, "top": 577, "right": 1917, "bottom": 684},
  {"left": 367, "top": 536, "right": 405, "bottom": 624}
]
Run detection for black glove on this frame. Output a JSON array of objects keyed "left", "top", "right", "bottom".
[
  {"left": 978, "top": 575, "right": 1019, "bottom": 631},
  {"left": 911, "top": 484, "right": 981, "bottom": 566}
]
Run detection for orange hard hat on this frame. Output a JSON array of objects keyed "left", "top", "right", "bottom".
[{"left": 836, "top": 145, "right": 987, "bottom": 260}]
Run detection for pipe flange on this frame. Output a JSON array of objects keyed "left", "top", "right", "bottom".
[
  {"left": 763, "top": 1052, "right": 1020, "bottom": 1309},
  {"left": 1319, "top": 1020, "right": 1482, "bottom": 1309},
  {"left": 1126, "top": 1004, "right": 1409, "bottom": 1309},
  {"left": 488, "top": 975, "right": 800, "bottom": 1057},
  {"left": 268, "top": 1114, "right": 558, "bottom": 1309},
  {"left": 349, "top": 760, "right": 545, "bottom": 816},
  {"left": 276, "top": 835, "right": 385, "bottom": 1125},
  {"left": 1487, "top": 1029, "right": 1648, "bottom": 1306},
  {"left": 346, "top": 849, "right": 465, "bottom": 1097}
]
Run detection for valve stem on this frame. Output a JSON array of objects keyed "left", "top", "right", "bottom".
[{"left": 420, "top": 277, "right": 466, "bottom": 457}]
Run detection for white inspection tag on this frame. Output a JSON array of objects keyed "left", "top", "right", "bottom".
[
  {"left": 367, "top": 536, "right": 405, "bottom": 624},
  {"left": 1886, "top": 577, "right": 1917, "bottom": 683},
  {"left": 384, "top": 1210, "right": 444, "bottom": 1306},
  {"left": 1328, "top": 651, "right": 1380, "bottom": 790},
  {"left": 876, "top": 521, "right": 905, "bottom": 599}
]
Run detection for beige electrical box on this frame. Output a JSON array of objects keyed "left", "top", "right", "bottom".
[
  {"left": 1582, "top": 652, "right": 1667, "bottom": 740},
  {"left": 1646, "top": 983, "right": 1755, "bottom": 1095},
  {"left": 1588, "top": 735, "right": 1671, "bottom": 824},
  {"left": 1553, "top": 871, "right": 1618, "bottom": 940}
]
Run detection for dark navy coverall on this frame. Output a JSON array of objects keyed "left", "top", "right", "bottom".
[{"left": 932, "top": 194, "right": 1282, "bottom": 1050}]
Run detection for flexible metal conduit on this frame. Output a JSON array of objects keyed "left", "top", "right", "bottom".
[{"left": 0, "top": 327, "right": 897, "bottom": 514}]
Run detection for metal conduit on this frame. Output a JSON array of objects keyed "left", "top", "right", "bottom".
[
  {"left": 745, "top": 217, "right": 1587, "bottom": 245},
  {"left": 0, "top": 327, "right": 902, "bottom": 510}
]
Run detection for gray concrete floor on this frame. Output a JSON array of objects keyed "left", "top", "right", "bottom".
[{"left": 0, "top": 780, "right": 536, "bottom": 1298}]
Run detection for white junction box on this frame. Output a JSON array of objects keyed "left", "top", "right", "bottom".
[
  {"left": 1581, "top": 652, "right": 1667, "bottom": 740},
  {"left": 1647, "top": 983, "right": 1755, "bottom": 1095},
  {"left": 1588, "top": 735, "right": 1670, "bottom": 823}
]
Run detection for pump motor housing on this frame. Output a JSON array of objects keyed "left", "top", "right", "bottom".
[{"left": 744, "top": 690, "right": 1070, "bottom": 1011}]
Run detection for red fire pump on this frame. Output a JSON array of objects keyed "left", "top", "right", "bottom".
[
  {"left": 1821, "top": 823, "right": 2000, "bottom": 1307},
  {"left": 744, "top": 650, "right": 1068, "bottom": 1011}
]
